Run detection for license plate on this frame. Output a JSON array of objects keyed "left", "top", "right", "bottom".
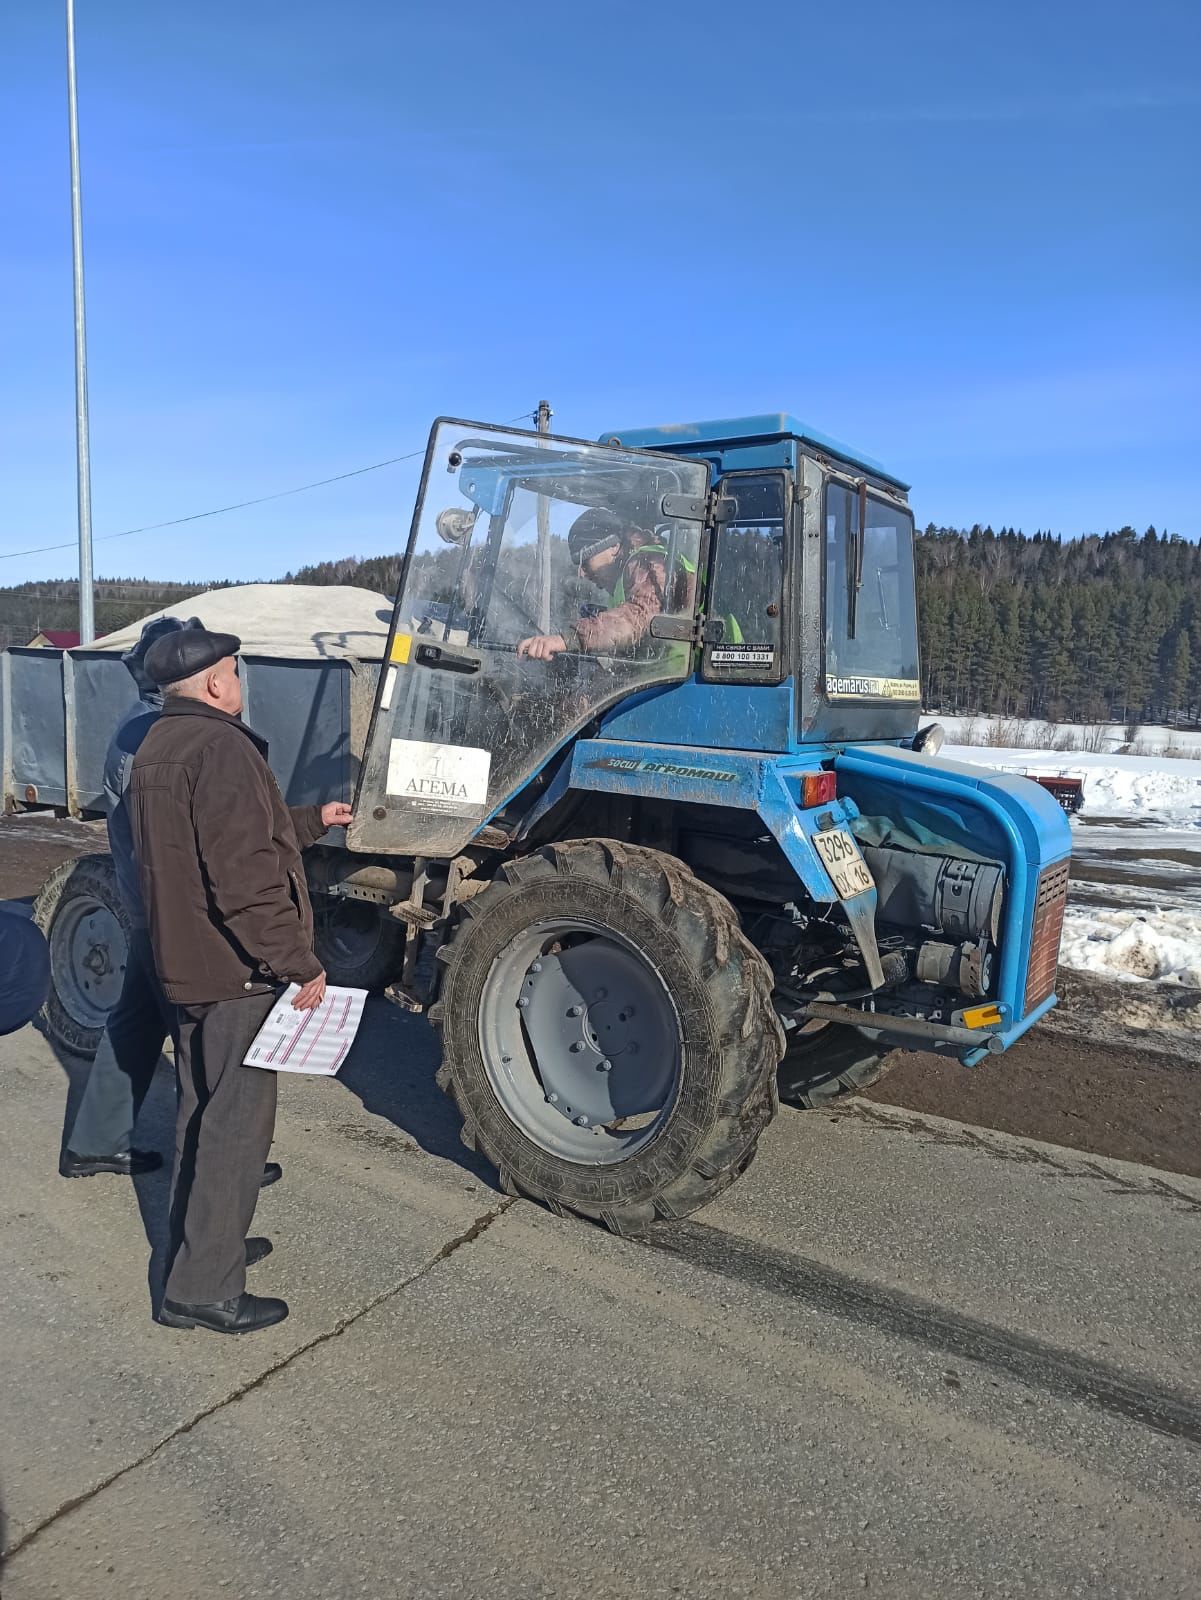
[{"left": 812, "top": 828, "right": 875, "bottom": 899}]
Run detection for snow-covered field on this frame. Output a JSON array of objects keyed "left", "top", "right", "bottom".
[{"left": 937, "top": 721, "right": 1201, "bottom": 990}]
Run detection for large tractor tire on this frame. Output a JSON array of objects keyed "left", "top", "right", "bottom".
[
  {"left": 32, "top": 853, "right": 131, "bottom": 1056},
  {"left": 312, "top": 894, "right": 406, "bottom": 990},
  {"left": 431, "top": 840, "right": 784, "bottom": 1235},
  {"left": 777, "top": 1022, "right": 892, "bottom": 1107}
]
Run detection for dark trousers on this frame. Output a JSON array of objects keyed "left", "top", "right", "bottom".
[
  {"left": 166, "top": 990, "right": 278, "bottom": 1306},
  {"left": 68, "top": 928, "right": 176, "bottom": 1156}
]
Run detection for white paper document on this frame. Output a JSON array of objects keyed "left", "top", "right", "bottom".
[{"left": 243, "top": 984, "right": 368, "bottom": 1076}]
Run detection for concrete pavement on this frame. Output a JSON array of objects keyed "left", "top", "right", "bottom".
[{"left": 2, "top": 998, "right": 1199, "bottom": 1598}]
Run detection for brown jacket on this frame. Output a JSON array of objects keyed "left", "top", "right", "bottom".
[{"left": 127, "top": 699, "right": 327, "bottom": 1006}]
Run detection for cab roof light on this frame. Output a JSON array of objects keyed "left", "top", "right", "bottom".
[{"left": 801, "top": 772, "right": 837, "bottom": 808}]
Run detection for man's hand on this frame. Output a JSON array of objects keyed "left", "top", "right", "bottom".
[
  {"left": 320, "top": 801, "right": 354, "bottom": 828},
  {"left": 292, "top": 970, "right": 327, "bottom": 1010},
  {"left": 517, "top": 633, "right": 568, "bottom": 661}
]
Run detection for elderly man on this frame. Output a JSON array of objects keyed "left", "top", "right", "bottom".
[
  {"left": 129, "top": 627, "right": 351, "bottom": 1335},
  {"left": 58, "top": 619, "right": 258, "bottom": 1178}
]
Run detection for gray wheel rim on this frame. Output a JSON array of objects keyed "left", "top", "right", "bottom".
[
  {"left": 478, "top": 917, "right": 682, "bottom": 1165},
  {"left": 51, "top": 897, "right": 126, "bottom": 1029},
  {"left": 320, "top": 900, "right": 386, "bottom": 971}
]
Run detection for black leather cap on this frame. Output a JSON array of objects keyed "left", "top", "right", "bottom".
[{"left": 143, "top": 627, "right": 241, "bottom": 687}]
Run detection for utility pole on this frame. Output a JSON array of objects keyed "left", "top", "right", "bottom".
[
  {"left": 535, "top": 399, "right": 553, "bottom": 634},
  {"left": 66, "top": 0, "right": 95, "bottom": 643}
]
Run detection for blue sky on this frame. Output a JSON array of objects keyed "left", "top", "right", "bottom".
[{"left": 2, "top": 0, "right": 1198, "bottom": 585}]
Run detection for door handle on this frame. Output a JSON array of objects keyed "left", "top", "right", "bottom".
[{"left": 414, "top": 643, "right": 481, "bottom": 675}]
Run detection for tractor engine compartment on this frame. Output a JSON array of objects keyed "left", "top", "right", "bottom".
[{"left": 675, "top": 802, "right": 1008, "bottom": 1040}]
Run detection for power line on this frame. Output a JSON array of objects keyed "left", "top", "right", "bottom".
[{"left": 0, "top": 410, "right": 538, "bottom": 565}]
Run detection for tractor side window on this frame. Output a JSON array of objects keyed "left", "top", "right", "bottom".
[
  {"left": 702, "top": 473, "right": 787, "bottom": 682},
  {"left": 824, "top": 483, "right": 920, "bottom": 703}
]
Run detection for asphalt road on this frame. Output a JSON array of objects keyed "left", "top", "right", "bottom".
[{"left": 2, "top": 1000, "right": 1200, "bottom": 1599}]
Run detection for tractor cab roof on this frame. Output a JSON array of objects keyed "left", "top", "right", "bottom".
[{"left": 598, "top": 413, "right": 910, "bottom": 494}]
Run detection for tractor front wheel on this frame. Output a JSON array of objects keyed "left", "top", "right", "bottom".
[
  {"left": 432, "top": 840, "right": 783, "bottom": 1235},
  {"left": 777, "top": 1022, "right": 891, "bottom": 1107}
]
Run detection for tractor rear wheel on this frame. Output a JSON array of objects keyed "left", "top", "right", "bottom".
[
  {"left": 431, "top": 840, "right": 783, "bottom": 1235},
  {"left": 777, "top": 1022, "right": 891, "bottom": 1107}
]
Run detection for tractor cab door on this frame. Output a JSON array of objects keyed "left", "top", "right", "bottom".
[{"left": 349, "top": 419, "right": 709, "bottom": 857}]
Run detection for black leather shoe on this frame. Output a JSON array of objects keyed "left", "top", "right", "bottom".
[
  {"left": 245, "top": 1237, "right": 273, "bottom": 1267},
  {"left": 158, "top": 1293, "right": 289, "bottom": 1334},
  {"left": 260, "top": 1161, "right": 283, "bottom": 1188},
  {"left": 61, "top": 1148, "right": 164, "bottom": 1178}
]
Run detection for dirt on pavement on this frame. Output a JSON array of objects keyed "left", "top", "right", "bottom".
[{"left": 5, "top": 811, "right": 1198, "bottom": 1182}]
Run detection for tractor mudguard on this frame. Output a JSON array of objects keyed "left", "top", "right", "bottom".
[{"left": 528, "top": 737, "right": 886, "bottom": 987}]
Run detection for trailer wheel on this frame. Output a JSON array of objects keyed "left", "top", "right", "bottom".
[
  {"left": 431, "top": 840, "right": 784, "bottom": 1235},
  {"left": 777, "top": 1022, "right": 891, "bottom": 1107},
  {"left": 32, "top": 854, "right": 131, "bottom": 1056},
  {"left": 312, "top": 895, "right": 406, "bottom": 990}
]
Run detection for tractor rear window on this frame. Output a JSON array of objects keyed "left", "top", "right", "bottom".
[{"left": 824, "top": 484, "right": 920, "bottom": 702}]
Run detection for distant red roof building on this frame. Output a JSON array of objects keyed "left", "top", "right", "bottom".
[{"left": 29, "top": 630, "right": 88, "bottom": 649}]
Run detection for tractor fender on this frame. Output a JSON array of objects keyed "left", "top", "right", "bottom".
[{"left": 540, "top": 738, "right": 885, "bottom": 989}]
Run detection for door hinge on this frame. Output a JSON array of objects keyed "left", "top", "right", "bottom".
[{"left": 648, "top": 613, "right": 726, "bottom": 646}]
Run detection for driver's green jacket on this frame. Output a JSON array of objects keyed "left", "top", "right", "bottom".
[{"left": 567, "top": 540, "right": 743, "bottom": 656}]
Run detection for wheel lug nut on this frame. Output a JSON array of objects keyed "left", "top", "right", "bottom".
[
  {"left": 546, "top": 1093, "right": 559, "bottom": 1104},
  {"left": 517, "top": 997, "right": 529, "bottom": 1009},
  {"left": 567, "top": 1005, "right": 583, "bottom": 1017},
  {"left": 597, "top": 1059, "right": 612, "bottom": 1072},
  {"left": 530, "top": 961, "right": 543, "bottom": 973},
  {"left": 575, "top": 1115, "right": 589, "bottom": 1126},
  {"left": 570, "top": 1041, "right": 584, "bottom": 1053}
]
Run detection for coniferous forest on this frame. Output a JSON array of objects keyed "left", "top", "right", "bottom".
[
  {"left": 1, "top": 525, "right": 1196, "bottom": 726},
  {"left": 915, "top": 526, "right": 1200, "bottom": 724}
]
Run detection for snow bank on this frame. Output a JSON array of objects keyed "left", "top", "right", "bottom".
[
  {"left": 1060, "top": 907, "right": 1201, "bottom": 989},
  {"left": 91, "top": 584, "right": 393, "bottom": 661},
  {"left": 937, "top": 715, "right": 1201, "bottom": 758},
  {"left": 941, "top": 744, "right": 1201, "bottom": 827}
]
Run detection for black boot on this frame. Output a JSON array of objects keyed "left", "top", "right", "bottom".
[
  {"left": 61, "top": 1148, "right": 164, "bottom": 1178},
  {"left": 260, "top": 1161, "right": 283, "bottom": 1188},
  {"left": 159, "top": 1293, "right": 288, "bottom": 1334},
  {"left": 245, "top": 1237, "right": 273, "bottom": 1267}
]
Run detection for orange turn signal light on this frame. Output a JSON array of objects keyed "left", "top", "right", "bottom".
[{"left": 801, "top": 771, "right": 837, "bottom": 808}]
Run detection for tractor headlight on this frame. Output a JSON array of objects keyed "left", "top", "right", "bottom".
[{"left": 912, "top": 723, "right": 946, "bottom": 756}]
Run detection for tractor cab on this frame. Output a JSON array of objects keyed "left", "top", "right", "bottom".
[{"left": 350, "top": 414, "right": 922, "bottom": 857}]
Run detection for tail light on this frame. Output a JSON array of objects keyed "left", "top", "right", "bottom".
[
  {"left": 1024, "top": 859, "right": 1070, "bottom": 1013},
  {"left": 801, "top": 771, "right": 837, "bottom": 807}
]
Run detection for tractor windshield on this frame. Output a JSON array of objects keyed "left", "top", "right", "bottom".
[{"left": 350, "top": 421, "right": 708, "bottom": 857}]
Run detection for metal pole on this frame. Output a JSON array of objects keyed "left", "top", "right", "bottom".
[
  {"left": 66, "top": 0, "right": 95, "bottom": 643},
  {"left": 535, "top": 399, "right": 552, "bottom": 634}
]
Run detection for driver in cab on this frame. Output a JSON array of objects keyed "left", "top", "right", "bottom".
[{"left": 517, "top": 508, "right": 686, "bottom": 661}]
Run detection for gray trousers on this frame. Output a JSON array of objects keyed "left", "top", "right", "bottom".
[
  {"left": 68, "top": 928, "right": 175, "bottom": 1157},
  {"left": 166, "top": 990, "right": 278, "bottom": 1306}
]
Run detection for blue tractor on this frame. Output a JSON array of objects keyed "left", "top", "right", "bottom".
[{"left": 347, "top": 415, "right": 1072, "bottom": 1233}]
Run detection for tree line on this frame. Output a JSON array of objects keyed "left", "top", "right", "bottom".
[
  {"left": 916, "top": 525, "right": 1200, "bottom": 725},
  {"left": 288, "top": 524, "right": 1200, "bottom": 725},
  {"left": 4, "top": 524, "right": 1196, "bottom": 726},
  {"left": 0, "top": 578, "right": 222, "bottom": 650}
]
